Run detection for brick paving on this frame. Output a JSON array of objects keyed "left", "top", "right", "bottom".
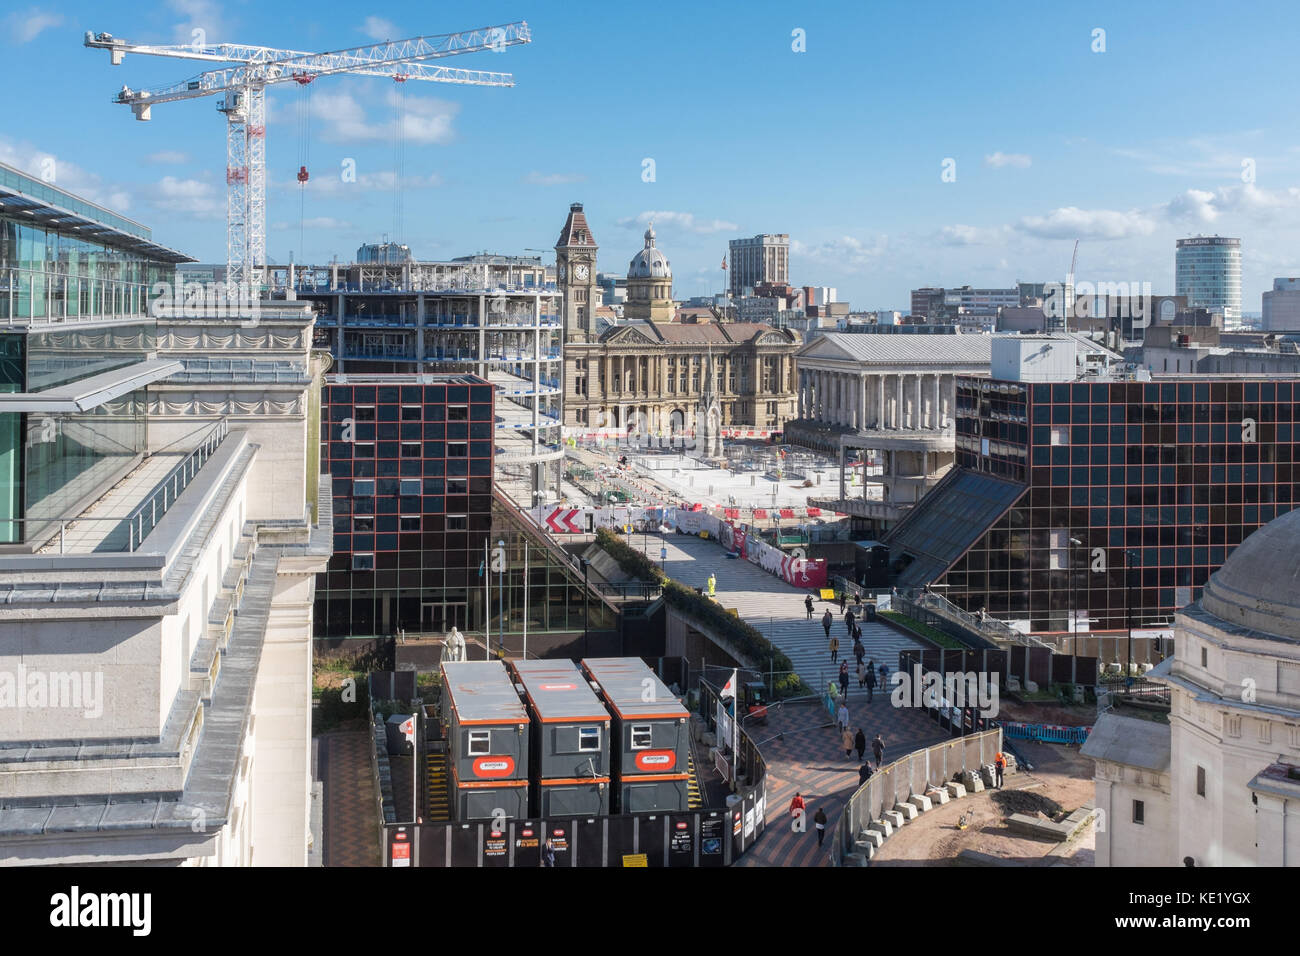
[{"left": 317, "top": 730, "right": 382, "bottom": 867}]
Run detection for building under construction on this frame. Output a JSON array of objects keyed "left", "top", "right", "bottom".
[{"left": 275, "top": 254, "right": 563, "bottom": 503}]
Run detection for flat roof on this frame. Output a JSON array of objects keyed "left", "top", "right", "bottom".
[
  {"left": 581, "top": 657, "right": 688, "bottom": 721},
  {"left": 440, "top": 660, "right": 527, "bottom": 725},
  {"left": 326, "top": 373, "right": 487, "bottom": 386},
  {"left": 511, "top": 659, "right": 610, "bottom": 723}
]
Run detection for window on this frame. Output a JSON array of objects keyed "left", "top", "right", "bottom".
[
  {"left": 352, "top": 553, "right": 374, "bottom": 571},
  {"left": 1196, "top": 765, "right": 1206, "bottom": 797},
  {"left": 354, "top": 443, "right": 375, "bottom": 458},
  {"left": 401, "top": 442, "right": 421, "bottom": 458},
  {"left": 448, "top": 404, "right": 469, "bottom": 421},
  {"left": 630, "top": 724, "right": 652, "bottom": 749},
  {"left": 355, "top": 405, "right": 376, "bottom": 421},
  {"left": 448, "top": 442, "right": 468, "bottom": 458},
  {"left": 400, "top": 516, "right": 420, "bottom": 532},
  {"left": 1132, "top": 800, "right": 1145, "bottom": 825},
  {"left": 353, "top": 516, "right": 374, "bottom": 532},
  {"left": 579, "top": 727, "right": 600, "bottom": 752},
  {"left": 353, "top": 479, "right": 375, "bottom": 497},
  {"left": 467, "top": 730, "right": 491, "bottom": 755},
  {"left": 401, "top": 405, "right": 422, "bottom": 421},
  {"left": 447, "top": 514, "right": 468, "bottom": 530},
  {"left": 400, "top": 478, "right": 422, "bottom": 496},
  {"left": 1200, "top": 646, "right": 1207, "bottom": 667},
  {"left": 447, "top": 478, "right": 468, "bottom": 494}
]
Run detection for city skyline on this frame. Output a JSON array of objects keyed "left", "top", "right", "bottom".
[{"left": 4, "top": 0, "right": 1300, "bottom": 311}]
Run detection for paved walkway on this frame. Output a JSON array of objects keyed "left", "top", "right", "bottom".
[
  {"left": 626, "top": 530, "right": 950, "bottom": 866},
  {"left": 316, "top": 730, "right": 381, "bottom": 867}
]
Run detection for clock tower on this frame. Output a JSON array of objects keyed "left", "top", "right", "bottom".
[{"left": 555, "top": 202, "right": 599, "bottom": 341}]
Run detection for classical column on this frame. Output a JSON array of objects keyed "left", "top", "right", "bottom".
[
  {"left": 915, "top": 373, "right": 923, "bottom": 431},
  {"left": 876, "top": 375, "right": 885, "bottom": 429}
]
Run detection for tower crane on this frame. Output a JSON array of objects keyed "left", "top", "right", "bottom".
[{"left": 85, "top": 22, "right": 531, "bottom": 292}]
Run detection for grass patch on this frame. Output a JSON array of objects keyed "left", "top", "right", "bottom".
[{"left": 879, "top": 610, "right": 967, "bottom": 649}]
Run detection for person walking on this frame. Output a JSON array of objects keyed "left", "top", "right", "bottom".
[
  {"left": 829, "top": 634, "right": 839, "bottom": 663},
  {"left": 872, "top": 732, "right": 885, "bottom": 768},
  {"left": 854, "top": 727, "right": 867, "bottom": 762},
  {"left": 838, "top": 662, "right": 850, "bottom": 699},
  {"left": 805, "top": 594, "right": 814, "bottom": 619},
  {"left": 542, "top": 838, "right": 556, "bottom": 868},
  {"left": 837, "top": 701, "right": 850, "bottom": 735},
  {"left": 839, "top": 591, "right": 847, "bottom": 613},
  {"left": 878, "top": 662, "right": 889, "bottom": 688},
  {"left": 845, "top": 608, "right": 855, "bottom": 635},
  {"left": 994, "top": 751, "right": 1007, "bottom": 789},
  {"left": 841, "top": 725, "right": 854, "bottom": 758},
  {"left": 822, "top": 609, "right": 833, "bottom": 640},
  {"left": 707, "top": 573, "right": 716, "bottom": 598},
  {"left": 853, "top": 639, "right": 865, "bottom": 667},
  {"left": 858, "top": 761, "right": 874, "bottom": 786},
  {"left": 789, "top": 791, "right": 807, "bottom": 824},
  {"left": 814, "top": 807, "right": 828, "bottom": 846},
  {"left": 865, "top": 662, "right": 877, "bottom": 703},
  {"left": 856, "top": 660, "right": 867, "bottom": 689}
]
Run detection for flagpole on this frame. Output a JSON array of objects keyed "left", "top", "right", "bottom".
[
  {"left": 483, "top": 539, "right": 490, "bottom": 660},
  {"left": 522, "top": 542, "right": 530, "bottom": 660}
]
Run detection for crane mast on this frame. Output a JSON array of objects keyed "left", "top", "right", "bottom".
[{"left": 86, "top": 23, "right": 530, "bottom": 292}]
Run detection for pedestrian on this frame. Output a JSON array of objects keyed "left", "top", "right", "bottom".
[
  {"left": 865, "top": 663, "right": 876, "bottom": 703},
  {"left": 707, "top": 573, "right": 716, "bottom": 598},
  {"left": 853, "top": 639, "right": 864, "bottom": 664},
  {"left": 789, "top": 791, "right": 806, "bottom": 823},
  {"left": 542, "top": 838, "right": 556, "bottom": 868},
  {"left": 841, "top": 725, "right": 854, "bottom": 757},
  {"left": 839, "top": 591, "right": 847, "bottom": 612},
  {"left": 856, "top": 660, "right": 867, "bottom": 689},
  {"left": 845, "top": 608, "right": 855, "bottom": 634},
  {"left": 838, "top": 662, "right": 849, "bottom": 698},
  {"left": 858, "top": 761, "right": 874, "bottom": 786},
  {"left": 829, "top": 634, "right": 839, "bottom": 663},
  {"left": 853, "top": 621, "right": 862, "bottom": 642},
  {"left": 854, "top": 727, "right": 867, "bottom": 761},
  {"left": 872, "top": 732, "right": 885, "bottom": 768},
  {"left": 837, "top": 701, "right": 850, "bottom": 734},
  {"left": 822, "top": 610, "right": 833, "bottom": 639},
  {"left": 805, "top": 594, "right": 814, "bottom": 619},
  {"left": 814, "top": 807, "right": 828, "bottom": 846},
  {"left": 994, "top": 751, "right": 1006, "bottom": 789},
  {"left": 879, "top": 662, "right": 889, "bottom": 688}
]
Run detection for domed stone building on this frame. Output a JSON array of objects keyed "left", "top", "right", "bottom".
[
  {"left": 624, "top": 224, "right": 675, "bottom": 324},
  {"left": 1083, "top": 507, "right": 1300, "bottom": 866}
]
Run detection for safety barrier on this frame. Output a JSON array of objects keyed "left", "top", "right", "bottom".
[{"left": 1000, "top": 722, "right": 1092, "bottom": 744}]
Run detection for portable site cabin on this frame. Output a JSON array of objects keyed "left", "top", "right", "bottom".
[
  {"left": 580, "top": 658, "right": 691, "bottom": 813},
  {"left": 439, "top": 660, "right": 529, "bottom": 821},
  {"left": 511, "top": 659, "right": 612, "bottom": 817}
]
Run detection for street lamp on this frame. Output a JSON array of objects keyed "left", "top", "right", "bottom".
[
  {"left": 1069, "top": 537, "right": 1084, "bottom": 684},
  {"left": 1123, "top": 548, "right": 1140, "bottom": 682}
]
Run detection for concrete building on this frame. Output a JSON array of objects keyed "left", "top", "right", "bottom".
[
  {"left": 1176, "top": 236, "right": 1241, "bottom": 325},
  {"left": 787, "top": 331, "right": 993, "bottom": 532},
  {"left": 728, "top": 234, "right": 789, "bottom": 297},
  {"left": 1084, "top": 507, "right": 1300, "bottom": 866},
  {"left": 0, "top": 161, "right": 331, "bottom": 865},
  {"left": 1262, "top": 278, "right": 1300, "bottom": 332},
  {"left": 910, "top": 285, "right": 1019, "bottom": 330}
]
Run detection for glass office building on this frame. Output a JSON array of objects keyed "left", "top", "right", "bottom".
[
  {"left": 316, "top": 374, "right": 612, "bottom": 640},
  {"left": 1176, "top": 236, "right": 1241, "bottom": 324},
  {"left": 0, "top": 161, "right": 190, "bottom": 545},
  {"left": 889, "top": 373, "right": 1300, "bottom": 635}
]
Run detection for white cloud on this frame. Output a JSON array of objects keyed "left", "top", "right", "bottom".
[
  {"left": 167, "top": 0, "right": 223, "bottom": 45},
  {"left": 1161, "top": 184, "right": 1300, "bottom": 224},
  {"left": 791, "top": 235, "right": 889, "bottom": 272},
  {"left": 940, "top": 224, "right": 1011, "bottom": 246},
  {"left": 8, "top": 7, "right": 63, "bottom": 43},
  {"left": 361, "top": 16, "right": 399, "bottom": 41},
  {"left": 616, "top": 211, "right": 738, "bottom": 235},
  {"left": 271, "top": 216, "right": 351, "bottom": 231},
  {"left": 147, "top": 176, "right": 224, "bottom": 220},
  {"left": 0, "top": 138, "right": 131, "bottom": 211},
  {"left": 293, "top": 170, "right": 443, "bottom": 196},
  {"left": 523, "top": 171, "right": 587, "bottom": 186},
  {"left": 1018, "top": 206, "right": 1156, "bottom": 240},
  {"left": 310, "top": 90, "right": 458, "bottom": 145},
  {"left": 145, "top": 150, "right": 190, "bottom": 165},
  {"left": 984, "top": 152, "right": 1031, "bottom": 169}
]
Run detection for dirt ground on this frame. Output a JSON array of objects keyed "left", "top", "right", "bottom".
[
  {"left": 869, "top": 741, "right": 1097, "bottom": 866},
  {"left": 997, "top": 699, "right": 1097, "bottom": 726}
]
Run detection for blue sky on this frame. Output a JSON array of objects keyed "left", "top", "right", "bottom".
[{"left": 4, "top": 0, "right": 1300, "bottom": 311}]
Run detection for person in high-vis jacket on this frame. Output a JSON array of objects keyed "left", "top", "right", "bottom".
[
  {"left": 707, "top": 573, "right": 716, "bottom": 598},
  {"left": 994, "top": 751, "right": 1007, "bottom": 788}
]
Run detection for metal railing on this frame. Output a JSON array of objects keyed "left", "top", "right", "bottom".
[
  {"left": 122, "top": 419, "right": 230, "bottom": 551},
  {"left": 895, "top": 587, "right": 1051, "bottom": 649}
]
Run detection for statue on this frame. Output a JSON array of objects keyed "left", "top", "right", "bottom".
[{"left": 443, "top": 626, "right": 466, "bottom": 663}]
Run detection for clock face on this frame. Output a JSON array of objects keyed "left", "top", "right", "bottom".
[{"left": 574, "top": 264, "right": 590, "bottom": 281}]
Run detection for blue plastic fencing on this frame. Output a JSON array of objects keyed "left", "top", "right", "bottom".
[{"left": 999, "top": 722, "right": 1092, "bottom": 744}]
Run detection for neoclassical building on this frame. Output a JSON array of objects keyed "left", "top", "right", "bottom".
[
  {"left": 559, "top": 208, "right": 801, "bottom": 434},
  {"left": 1083, "top": 507, "right": 1300, "bottom": 866}
]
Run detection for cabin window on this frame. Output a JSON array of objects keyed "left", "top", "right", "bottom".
[
  {"left": 467, "top": 730, "right": 491, "bottom": 755},
  {"left": 630, "top": 724, "right": 652, "bottom": 749},
  {"left": 579, "top": 727, "right": 600, "bottom": 752}
]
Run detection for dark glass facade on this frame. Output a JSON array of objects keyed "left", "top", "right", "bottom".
[
  {"left": 942, "top": 377, "right": 1300, "bottom": 632},
  {"left": 315, "top": 376, "right": 613, "bottom": 640}
]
